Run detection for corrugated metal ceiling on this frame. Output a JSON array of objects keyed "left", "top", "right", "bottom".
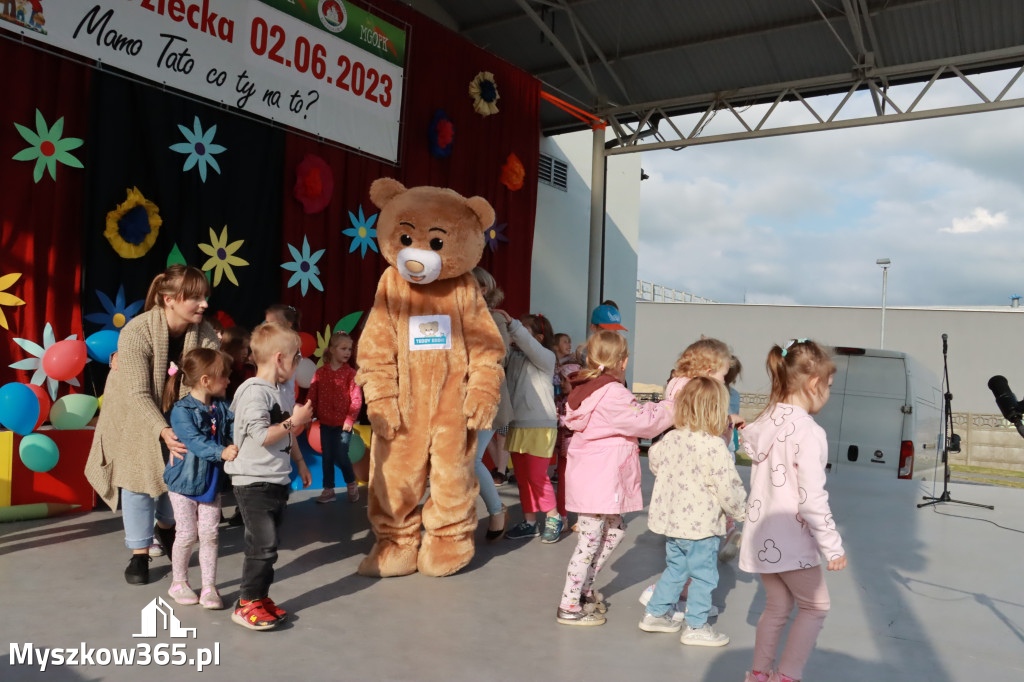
[{"left": 406, "top": 0, "right": 1024, "bottom": 135}]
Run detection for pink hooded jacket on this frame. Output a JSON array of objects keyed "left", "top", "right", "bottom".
[
  {"left": 562, "top": 380, "right": 675, "bottom": 514},
  {"left": 738, "top": 403, "right": 845, "bottom": 574}
]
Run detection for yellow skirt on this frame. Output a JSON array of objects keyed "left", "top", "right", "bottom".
[{"left": 505, "top": 427, "right": 557, "bottom": 459}]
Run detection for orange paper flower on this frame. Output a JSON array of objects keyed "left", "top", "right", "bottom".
[{"left": 500, "top": 153, "right": 525, "bottom": 191}]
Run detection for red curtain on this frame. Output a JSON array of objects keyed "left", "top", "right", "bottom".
[{"left": 0, "top": 41, "right": 90, "bottom": 384}]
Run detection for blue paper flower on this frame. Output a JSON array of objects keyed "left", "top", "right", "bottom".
[
  {"left": 169, "top": 116, "right": 226, "bottom": 182},
  {"left": 84, "top": 285, "right": 143, "bottom": 331},
  {"left": 343, "top": 206, "right": 379, "bottom": 258},
  {"left": 281, "top": 236, "right": 325, "bottom": 296},
  {"left": 485, "top": 221, "right": 509, "bottom": 253}
]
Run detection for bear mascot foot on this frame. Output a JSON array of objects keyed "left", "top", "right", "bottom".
[
  {"left": 357, "top": 539, "right": 420, "bottom": 578},
  {"left": 417, "top": 532, "right": 475, "bottom": 577}
]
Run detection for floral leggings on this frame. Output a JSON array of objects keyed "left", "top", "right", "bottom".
[
  {"left": 168, "top": 492, "right": 221, "bottom": 587},
  {"left": 559, "top": 513, "right": 626, "bottom": 610}
]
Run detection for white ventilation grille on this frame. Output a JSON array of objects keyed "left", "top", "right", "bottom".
[{"left": 538, "top": 153, "right": 568, "bottom": 191}]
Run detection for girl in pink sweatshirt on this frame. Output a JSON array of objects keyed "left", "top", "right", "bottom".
[
  {"left": 739, "top": 339, "right": 848, "bottom": 682},
  {"left": 555, "top": 331, "right": 676, "bottom": 627}
]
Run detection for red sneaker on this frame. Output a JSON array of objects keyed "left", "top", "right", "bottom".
[
  {"left": 261, "top": 597, "right": 288, "bottom": 621},
  {"left": 232, "top": 599, "right": 279, "bottom": 630}
]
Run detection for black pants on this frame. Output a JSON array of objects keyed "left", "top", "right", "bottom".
[{"left": 234, "top": 482, "right": 289, "bottom": 601}]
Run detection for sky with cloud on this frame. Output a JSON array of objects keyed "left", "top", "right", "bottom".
[{"left": 636, "top": 69, "right": 1024, "bottom": 307}]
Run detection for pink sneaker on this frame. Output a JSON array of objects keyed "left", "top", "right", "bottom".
[
  {"left": 199, "top": 586, "right": 223, "bottom": 610},
  {"left": 168, "top": 581, "right": 198, "bottom": 605}
]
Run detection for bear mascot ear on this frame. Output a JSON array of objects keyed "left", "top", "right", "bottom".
[
  {"left": 465, "top": 195, "right": 495, "bottom": 232},
  {"left": 370, "top": 178, "right": 408, "bottom": 209}
]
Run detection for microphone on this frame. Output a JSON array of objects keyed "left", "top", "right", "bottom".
[
  {"left": 988, "top": 375, "right": 1024, "bottom": 437},
  {"left": 942, "top": 333, "right": 948, "bottom": 354}
]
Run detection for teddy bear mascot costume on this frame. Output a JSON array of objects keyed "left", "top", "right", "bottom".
[{"left": 355, "top": 178, "right": 506, "bottom": 577}]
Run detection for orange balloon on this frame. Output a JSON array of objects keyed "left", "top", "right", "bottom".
[
  {"left": 298, "top": 331, "right": 316, "bottom": 358},
  {"left": 307, "top": 421, "right": 322, "bottom": 453}
]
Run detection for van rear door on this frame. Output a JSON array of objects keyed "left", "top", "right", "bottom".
[{"left": 835, "top": 355, "right": 907, "bottom": 474}]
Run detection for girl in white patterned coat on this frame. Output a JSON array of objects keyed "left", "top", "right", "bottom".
[{"left": 739, "top": 339, "right": 848, "bottom": 682}]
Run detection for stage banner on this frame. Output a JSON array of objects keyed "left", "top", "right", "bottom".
[{"left": 0, "top": 1, "right": 405, "bottom": 161}]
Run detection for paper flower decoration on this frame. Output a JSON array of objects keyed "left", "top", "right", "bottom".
[
  {"left": 282, "top": 236, "right": 325, "bottom": 296},
  {"left": 9, "top": 323, "right": 81, "bottom": 400},
  {"left": 215, "top": 310, "right": 235, "bottom": 329},
  {"left": 169, "top": 116, "right": 225, "bottom": 182},
  {"left": 104, "top": 187, "right": 162, "bottom": 259},
  {"left": 294, "top": 154, "right": 334, "bottom": 214},
  {"left": 84, "top": 285, "right": 143, "bottom": 331},
  {"left": 428, "top": 110, "right": 455, "bottom": 158},
  {"left": 469, "top": 71, "right": 500, "bottom": 116},
  {"left": 12, "top": 109, "right": 84, "bottom": 183},
  {"left": 198, "top": 226, "right": 248, "bottom": 286},
  {"left": 501, "top": 153, "right": 525, "bottom": 191},
  {"left": 343, "top": 206, "right": 379, "bottom": 258},
  {"left": 314, "top": 323, "right": 332, "bottom": 367},
  {"left": 0, "top": 272, "right": 27, "bottom": 331},
  {"left": 485, "top": 221, "right": 509, "bottom": 253}
]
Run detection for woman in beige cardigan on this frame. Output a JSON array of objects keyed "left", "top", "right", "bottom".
[{"left": 85, "top": 265, "right": 220, "bottom": 585}]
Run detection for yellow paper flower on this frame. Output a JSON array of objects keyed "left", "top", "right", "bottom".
[
  {"left": 198, "top": 225, "right": 249, "bottom": 286},
  {"left": 0, "top": 272, "right": 27, "bottom": 331},
  {"left": 314, "top": 323, "right": 332, "bottom": 367},
  {"left": 469, "top": 71, "right": 500, "bottom": 116},
  {"left": 104, "top": 187, "right": 162, "bottom": 259}
]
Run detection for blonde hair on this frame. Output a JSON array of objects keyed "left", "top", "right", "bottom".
[
  {"left": 578, "top": 330, "right": 629, "bottom": 381},
  {"left": 674, "top": 338, "right": 731, "bottom": 379},
  {"left": 472, "top": 266, "right": 505, "bottom": 309},
  {"left": 144, "top": 265, "right": 210, "bottom": 311},
  {"left": 674, "top": 376, "right": 729, "bottom": 435},
  {"left": 250, "top": 322, "right": 300, "bottom": 366},
  {"left": 328, "top": 330, "right": 353, "bottom": 353},
  {"left": 762, "top": 339, "right": 836, "bottom": 416}
]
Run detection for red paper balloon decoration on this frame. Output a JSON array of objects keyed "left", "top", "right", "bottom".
[
  {"left": 42, "top": 339, "right": 88, "bottom": 381},
  {"left": 26, "top": 383, "right": 51, "bottom": 432},
  {"left": 308, "top": 421, "right": 322, "bottom": 453},
  {"left": 298, "top": 331, "right": 316, "bottom": 358}
]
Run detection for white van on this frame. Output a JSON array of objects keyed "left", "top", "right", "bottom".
[{"left": 815, "top": 347, "right": 943, "bottom": 482}]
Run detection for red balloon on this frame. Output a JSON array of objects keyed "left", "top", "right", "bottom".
[
  {"left": 298, "top": 331, "right": 316, "bottom": 358},
  {"left": 308, "top": 421, "right": 322, "bottom": 453},
  {"left": 25, "top": 384, "right": 51, "bottom": 431},
  {"left": 42, "top": 340, "right": 88, "bottom": 382}
]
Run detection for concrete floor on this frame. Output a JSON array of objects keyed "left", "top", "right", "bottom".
[{"left": 3, "top": 463, "right": 1023, "bottom": 681}]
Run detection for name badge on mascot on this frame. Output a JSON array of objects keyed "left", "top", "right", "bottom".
[{"left": 409, "top": 315, "right": 452, "bottom": 351}]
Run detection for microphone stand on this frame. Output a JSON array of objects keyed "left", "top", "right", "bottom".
[{"left": 919, "top": 334, "right": 994, "bottom": 510}]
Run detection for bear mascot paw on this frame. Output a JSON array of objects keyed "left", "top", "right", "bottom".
[{"left": 355, "top": 178, "right": 505, "bottom": 578}]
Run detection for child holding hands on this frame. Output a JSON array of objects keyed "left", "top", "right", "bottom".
[
  {"left": 164, "top": 348, "right": 238, "bottom": 609},
  {"left": 555, "top": 331, "right": 676, "bottom": 626},
  {"left": 640, "top": 377, "right": 747, "bottom": 646},
  {"left": 226, "top": 322, "right": 314, "bottom": 630},
  {"left": 740, "top": 339, "right": 847, "bottom": 682}
]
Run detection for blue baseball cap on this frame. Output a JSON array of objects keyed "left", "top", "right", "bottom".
[{"left": 590, "top": 304, "right": 627, "bottom": 330}]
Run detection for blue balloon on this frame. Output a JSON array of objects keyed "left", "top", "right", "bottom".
[
  {"left": 85, "top": 330, "right": 120, "bottom": 363},
  {"left": 0, "top": 382, "right": 40, "bottom": 436}
]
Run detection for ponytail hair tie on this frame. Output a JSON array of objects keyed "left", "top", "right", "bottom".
[
  {"left": 780, "top": 338, "right": 809, "bottom": 357},
  {"left": 598, "top": 364, "right": 605, "bottom": 372},
  {"left": 168, "top": 361, "right": 179, "bottom": 377}
]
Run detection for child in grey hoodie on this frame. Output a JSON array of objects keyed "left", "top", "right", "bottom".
[{"left": 225, "top": 322, "right": 312, "bottom": 630}]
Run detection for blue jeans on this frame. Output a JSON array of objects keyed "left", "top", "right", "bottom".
[
  {"left": 121, "top": 489, "right": 175, "bottom": 550},
  {"left": 234, "top": 482, "right": 289, "bottom": 601},
  {"left": 646, "top": 535, "right": 720, "bottom": 628},
  {"left": 320, "top": 425, "right": 355, "bottom": 489},
  {"left": 474, "top": 429, "right": 503, "bottom": 515}
]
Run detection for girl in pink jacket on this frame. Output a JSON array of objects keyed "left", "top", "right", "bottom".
[
  {"left": 555, "top": 331, "right": 675, "bottom": 627},
  {"left": 739, "top": 339, "right": 848, "bottom": 682}
]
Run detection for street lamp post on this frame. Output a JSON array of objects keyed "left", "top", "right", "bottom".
[{"left": 877, "top": 258, "right": 891, "bottom": 349}]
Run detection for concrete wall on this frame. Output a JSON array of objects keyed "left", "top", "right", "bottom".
[{"left": 531, "top": 131, "right": 641, "bottom": 365}]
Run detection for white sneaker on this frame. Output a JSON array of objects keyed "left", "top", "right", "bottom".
[
  {"left": 638, "top": 611, "right": 683, "bottom": 633},
  {"left": 639, "top": 584, "right": 717, "bottom": 619},
  {"left": 148, "top": 542, "right": 164, "bottom": 557},
  {"left": 681, "top": 623, "right": 730, "bottom": 647}
]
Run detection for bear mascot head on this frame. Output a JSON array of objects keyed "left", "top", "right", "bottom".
[{"left": 355, "top": 179, "right": 506, "bottom": 578}]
